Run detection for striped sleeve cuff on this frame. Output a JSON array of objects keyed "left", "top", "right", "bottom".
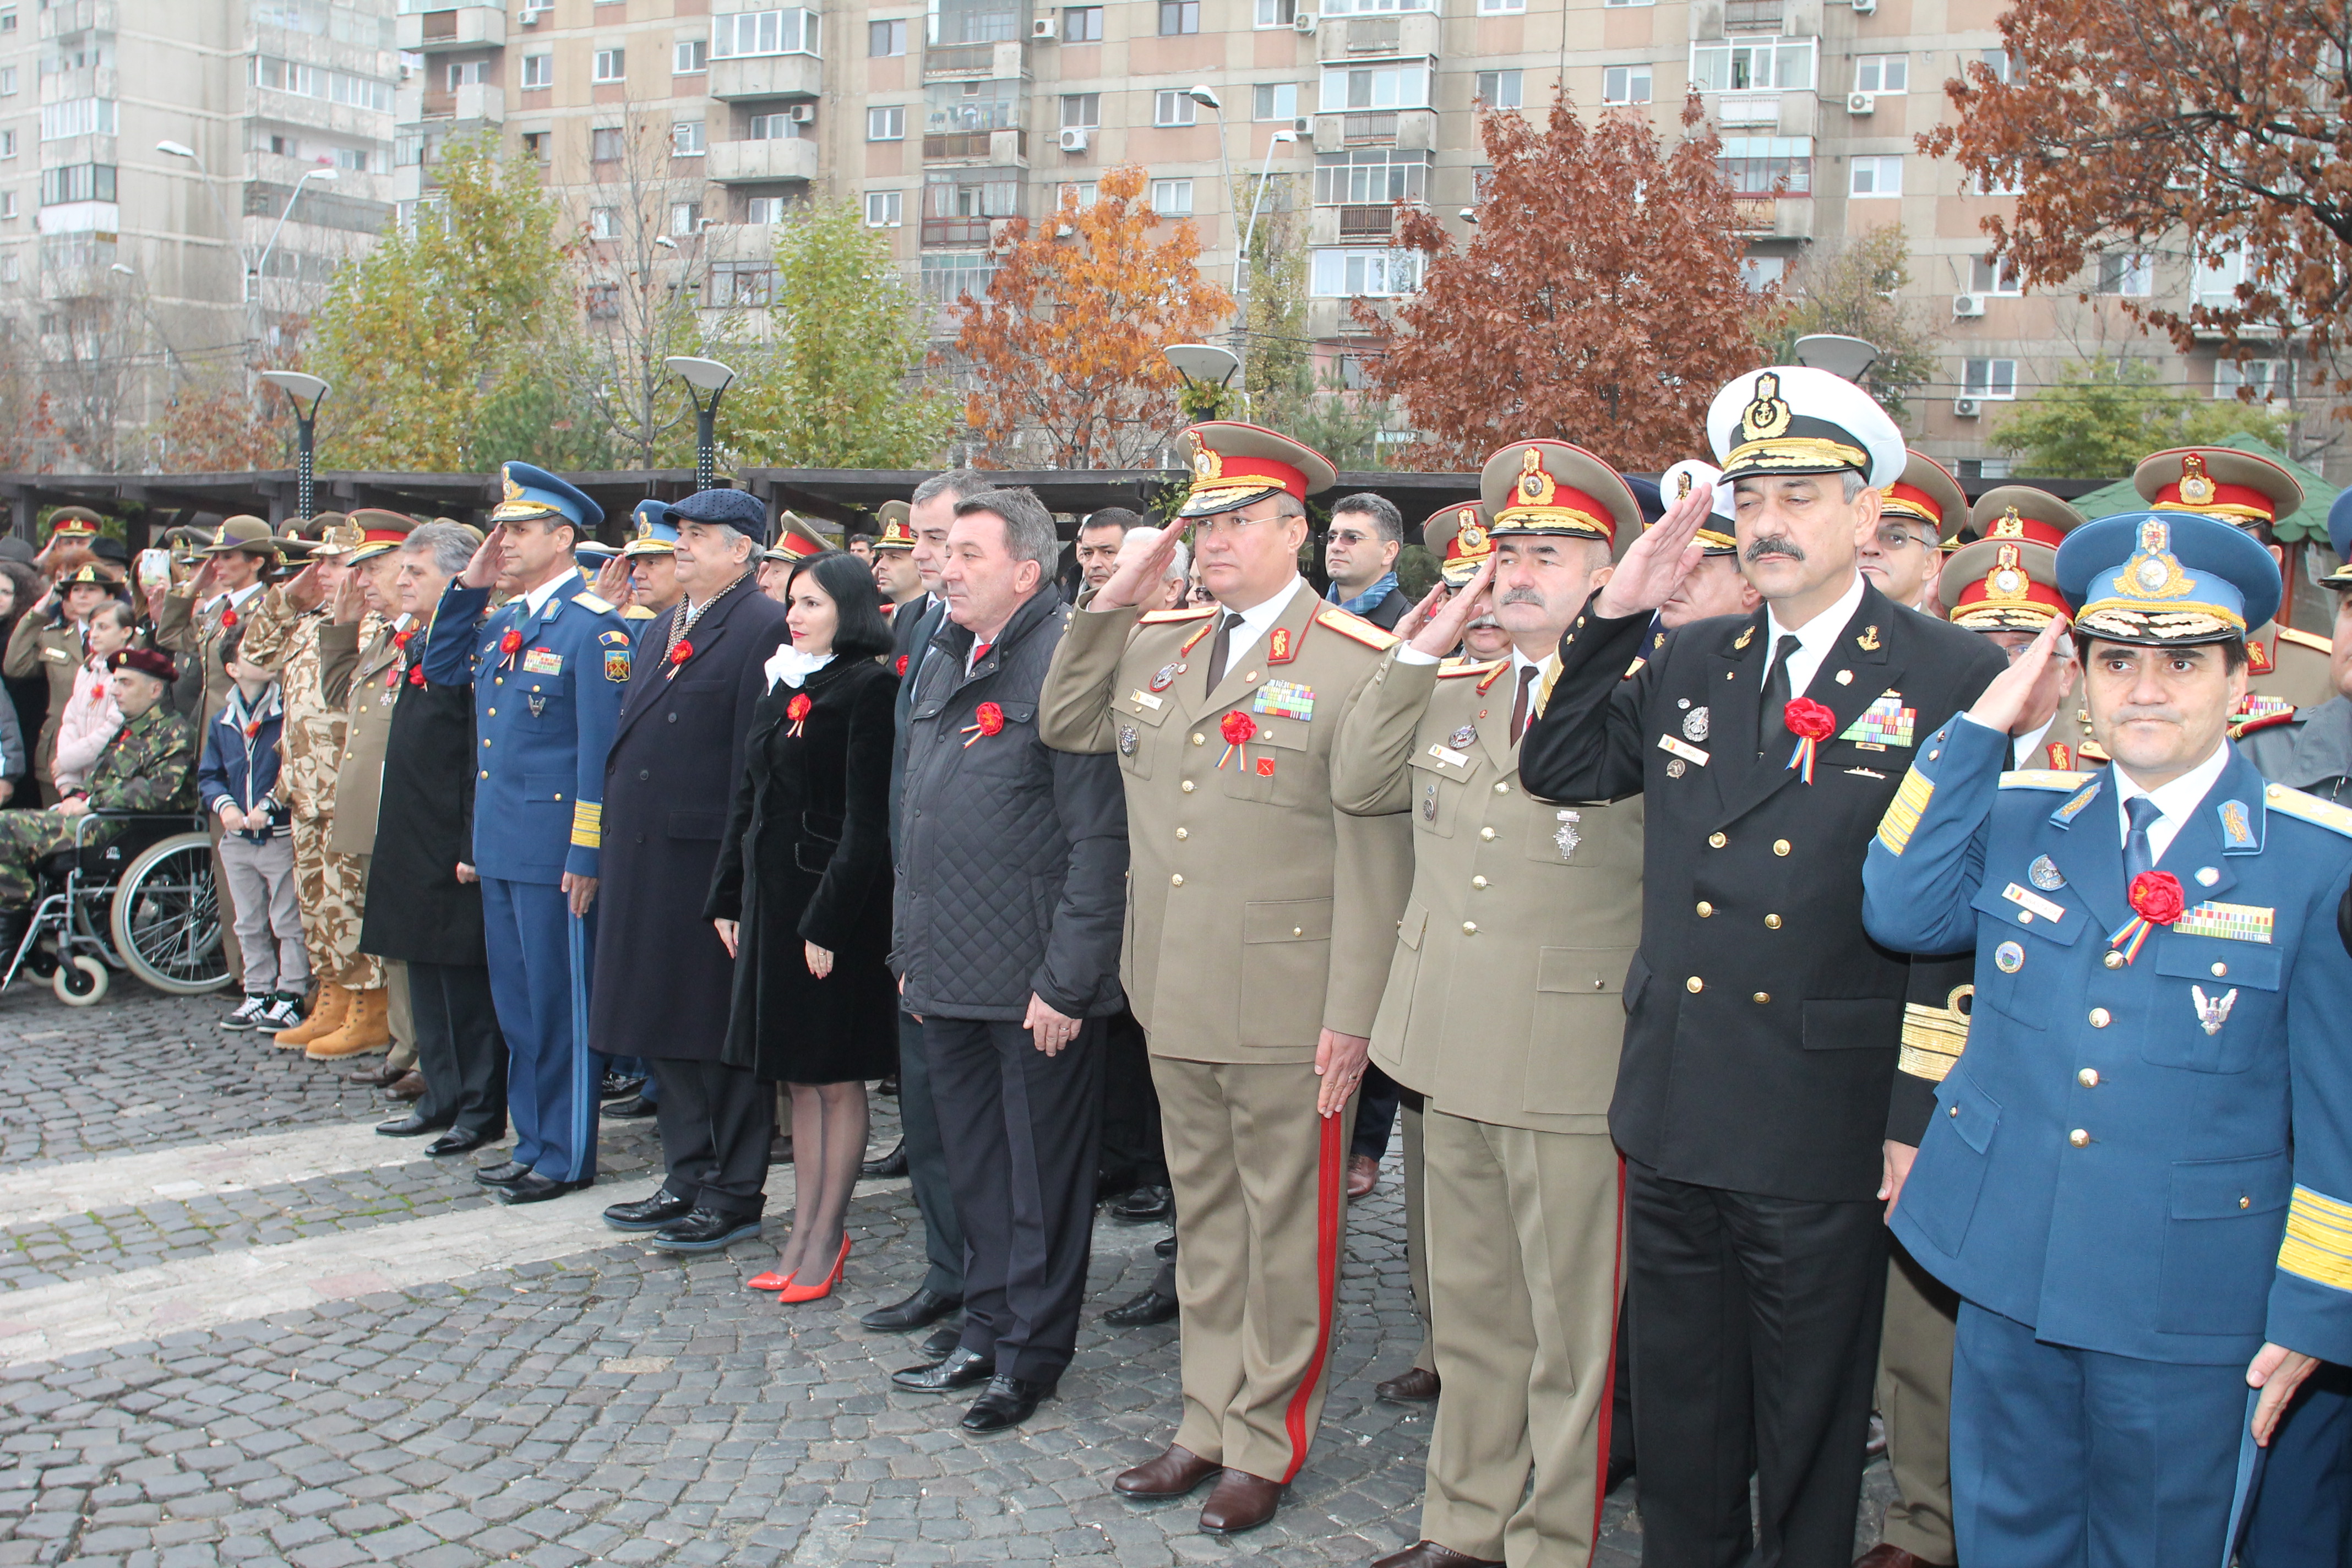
[
  {"left": 1876, "top": 765, "right": 1934, "bottom": 857},
  {"left": 570, "top": 800, "right": 602, "bottom": 850},
  {"left": 2279, "top": 1185, "right": 2352, "bottom": 1293}
]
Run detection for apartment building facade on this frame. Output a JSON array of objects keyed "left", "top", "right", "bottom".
[{"left": 399, "top": 0, "right": 2313, "bottom": 481}]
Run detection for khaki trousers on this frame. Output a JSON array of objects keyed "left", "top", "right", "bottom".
[
  {"left": 1422, "top": 1110, "right": 1624, "bottom": 1567},
  {"left": 1400, "top": 1102, "right": 1434, "bottom": 1373},
  {"left": 1153, "top": 1055, "right": 1354, "bottom": 1484},
  {"left": 384, "top": 959, "right": 416, "bottom": 1072},
  {"left": 1876, "top": 1241, "right": 1961, "bottom": 1565}
]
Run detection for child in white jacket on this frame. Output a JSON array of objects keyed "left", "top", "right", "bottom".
[{"left": 49, "top": 601, "right": 134, "bottom": 794}]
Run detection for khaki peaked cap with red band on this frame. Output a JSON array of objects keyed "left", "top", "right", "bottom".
[
  {"left": 46, "top": 507, "right": 104, "bottom": 541},
  {"left": 761, "top": 511, "right": 830, "bottom": 565},
  {"left": 873, "top": 499, "right": 915, "bottom": 552},
  {"left": 2134, "top": 446, "right": 2304, "bottom": 530},
  {"left": 1881, "top": 450, "right": 1967, "bottom": 542},
  {"left": 340, "top": 510, "right": 422, "bottom": 565},
  {"left": 1955, "top": 485, "right": 2088, "bottom": 552},
  {"left": 1942, "top": 537, "right": 2070, "bottom": 631},
  {"left": 1478, "top": 439, "right": 1644, "bottom": 560},
  {"left": 1174, "top": 421, "right": 1338, "bottom": 519},
  {"left": 1421, "top": 501, "right": 1493, "bottom": 586}
]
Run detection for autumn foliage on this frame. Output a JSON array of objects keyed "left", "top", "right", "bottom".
[
  {"left": 1921, "top": 0, "right": 2352, "bottom": 403},
  {"left": 953, "top": 164, "right": 1234, "bottom": 469},
  {"left": 1354, "top": 91, "right": 1763, "bottom": 470}
]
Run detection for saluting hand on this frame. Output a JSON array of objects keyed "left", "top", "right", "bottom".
[
  {"left": 1089, "top": 524, "right": 1180, "bottom": 612},
  {"left": 328, "top": 569, "right": 366, "bottom": 626},
  {"left": 1407, "top": 554, "right": 1496, "bottom": 660},
  {"left": 1592, "top": 482, "right": 1711, "bottom": 620},
  {"left": 1314, "top": 1028, "right": 1372, "bottom": 1118},
  {"left": 459, "top": 522, "right": 507, "bottom": 591},
  {"left": 282, "top": 559, "right": 326, "bottom": 614},
  {"left": 1963, "top": 614, "right": 2066, "bottom": 738},
  {"left": 594, "top": 554, "right": 634, "bottom": 608}
]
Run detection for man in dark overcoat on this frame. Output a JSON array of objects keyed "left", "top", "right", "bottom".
[{"left": 591, "top": 489, "right": 792, "bottom": 1251}]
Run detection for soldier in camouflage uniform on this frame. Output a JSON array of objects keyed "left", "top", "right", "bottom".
[
  {"left": 0, "top": 649, "right": 194, "bottom": 937},
  {"left": 236, "top": 516, "right": 387, "bottom": 1050}
]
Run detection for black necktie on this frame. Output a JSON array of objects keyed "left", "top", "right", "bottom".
[
  {"left": 1510, "top": 665, "right": 1539, "bottom": 744},
  {"left": 2124, "top": 796, "right": 2162, "bottom": 880},
  {"left": 1759, "top": 633, "right": 1800, "bottom": 755},
  {"left": 1205, "top": 609, "right": 1244, "bottom": 695}
]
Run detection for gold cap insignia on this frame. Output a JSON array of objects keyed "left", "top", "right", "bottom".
[
  {"left": 2178, "top": 453, "right": 2215, "bottom": 507},
  {"left": 1674, "top": 471, "right": 1694, "bottom": 500},
  {"left": 1460, "top": 521, "right": 1488, "bottom": 554},
  {"left": 1186, "top": 429, "right": 1221, "bottom": 482},
  {"left": 1740, "top": 371, "right": 1794, "bottom": 442},
  {"left": 1516, "top": 446, "right": 1556, "bottom": 508}
]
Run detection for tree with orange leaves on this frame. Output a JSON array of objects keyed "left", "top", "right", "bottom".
[
  {"left": 952, "top": 163, "right": 1233, "bottom": 468},
  {"left": 1352, "top": 92, "right": 1762, "bottom": 471},
  {"left": 1920, "top": 0, "right": 2351, "bottom": 403}
]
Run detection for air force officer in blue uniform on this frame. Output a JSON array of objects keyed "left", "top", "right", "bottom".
[
  {"left": 1862, "top": 510, "right": 2352, "bottom": 1567},
  {"left": 424, "top": 462, "right": 628, "bottom": 1204}
]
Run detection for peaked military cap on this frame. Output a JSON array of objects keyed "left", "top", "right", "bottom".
[
  {"left": 1173, "top": 421, "right": 1338, "bottom": 519},
  {"left": 1659, "top": 459, "right": 1738, "bottom": 556},
  {"left": 1881, "top": 450, "right": 1967, "bottom": 542},
  {"left": 873, "top": 499, "right": 915, "bottom": 552},
  {"left": 1422, "top": 502, "right": 1493, "bottom": 587},
  {"left": 2134, "top": 447, "right": 2303, "bottom": 530},
  {"left": 1957, "top": 485, "right": 2088, "bottom": 552},
  {"left": 1479, "top": 439, "right": 1644, "bottom": 560},
  {"left": 491, "top": 461, "right": 605, "bottom": 531},
  {"left": 341, "top": 510, "right": 422, "bottom": 565},
  {"left": 1707, "top": 365, "right": 1905, "bottom": 489},
  {"left": 2057, "top": 510, "right": 2282, "bottom": 647}
]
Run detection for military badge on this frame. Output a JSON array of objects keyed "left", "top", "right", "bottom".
[
  {"left": 2028, "top": 855, "right": 2065, "bottom": 892},
  {"left": 527, "top": 695, "right": 546, "bottom": 717},
  {"left": 1450, "top": 724, "right": 1478, "bottom": 750},
  {"left": 1254, "top": 679, "right": 1315, "bottom": 721},
  {"left": 604, "top": 649, "right": 630, "bottom": 683},
  {"left": 2173, "top": 900, "right": 2274, "bottom": 944},
  {"left": 2219, "top": 799, "right": 2258, "bottom": 850},
  {"left": 1682, "top": 705, "right": 1709, "bottom": 743},
  {"left": 1733, "top": 624, "right": 1755, "bottom": 651},
  {"left": 1420, "top": 781, "right": 1439, "bottom": 821},
  {"left": 1666, "top": 758, "right": 1686, "bottom": 779},
  {"left": 1839, "top": 694, "right": 1917, "bottom": 750},
  {"left": 1148, "top": 663, "right": 1178, "bottom": 693},
  {"left": 1835, "top": 669, "right": 1854, "bottom": 685},
  {"left": 2192, "top": 984, "right": 2238, "bottom": 1036},
  {"left": 1117, "top": 723, "right": 1138, "bottom": 757},
  {"left": 1255, "top": 755, "right": 1276, "bottom": 777},
  {"left": 1267, "top": 627, "right": 1295, "bottom": 664},
  {"left": 1994, "top": 940, "right": 2024, "bottom": 973},
  {"left": 1857, "top": 625, "right": 1882, "bottom": 652},
  {"left": 1553, "top": 809, "right": 1582, "bottom": 861}
]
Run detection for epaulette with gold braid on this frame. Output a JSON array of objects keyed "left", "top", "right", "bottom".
[
  {"left": 1314, "top": 602, "right": 1400, "bottom": 650},
  {"left": 2280, "top": 625, "right": 2335, "bottom": 655},
  {"left": 2266, "top": 782, "right": 2352, "bottom": 839},
  {"left": 1438, "top": 657, "right": 1504, "bottom": 680},
  {"left": 1138, "top": 606, "right": 1216, "bottom": 624},
  {"left": 1998, "top": 769, "right": 2086, "bottom": 792}
]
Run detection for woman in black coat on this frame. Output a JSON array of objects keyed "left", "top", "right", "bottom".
[{"left": 706, "top": 550, "right": 898, "bottom": 1302}]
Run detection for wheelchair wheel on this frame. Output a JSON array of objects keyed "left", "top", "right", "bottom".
[
  {"left": 52, "top": 955, "right": 106, "bottom": 1006},
  {"left": 107, "top": 831, "right": 232, "bottom": 995}
]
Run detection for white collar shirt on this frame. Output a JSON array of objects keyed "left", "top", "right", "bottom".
[
  {"left": 522, "top": 571, "right": 574, "bottom": 620},
  {"left": 1213, "top": 575, "right": 1307, "bottom": 676},
  {"left": 2113, "top": 738, "right": 2233, "bottom": 866},
  {"left": 1761, "top": 570, "right": 1869, "bottom": 700}
]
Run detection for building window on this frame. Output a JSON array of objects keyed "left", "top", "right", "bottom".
[
  {"left": 1740, "top": 254, "right": 1787, "bottom": 291},
  {"left": 1057, "top": 179, "right": 1100, "bottom": 208},
  {"left": 1150, "top": 178, "right": 1194, "bottom": 214},
  {"left": 1159, "top": 0, "right": 1199, "bottom": 32},
  {"left": 1970, "top": 167, "right": 2023, "bottom": 197},
  {"left": 1154, "top": 89, "right": 1198, "bottom": 126},
  {"left": 333, "top": 146, "right": 371, "bottom": 172},
  {"left": 1473, "top": 69, "right": 1522, "bottom": 108},
  {"left": 1962, "top": 358, "right": 2018, "bottom": 399},
  {"left": 747, "top": 195, "right": 797, "bottom": 223},
  {"left": 0, "top": 67, "right": 17, "bottom": 95},
  {"left": 1311, "top": 247, "right": 1420, "bottom": 297},
  {"left": 671, "top": 202, "right": 702, "bottom": 236},
  {"left": 0, "top": 10, "right": 14, "bottom": 32},
  {"left": 0, "top": 193, "right": 14, "bottom": 220},
  {"left": 592, "top": 48, "right": 624, "bottom": 82},
  {"left": 1319, "top": 61, "right": 1434, "bottom": 112},
  {"left": 1256, "top": 0, "right": 1297, "bottom": 25},
  {"left": 865, "top": 190, "right": 904, "bottom": 227},
  {"left": 2193, "top": 248, "right": 2247, "bottom": 309},
  {"left": 590, "top": 206, "right": 618, "bottom": 239},
  {"left": 0, "top": 130, "right": 14, "bottom": 159},
  {"left": 447, "top": 59, "right": 486, "bottom": 89},
  {"left": 1980, "top": 47, "right": 2015, "bottom": 84},
  {"left": 1854, "top": 53, "right": 1907, "bottom": 93},
  {"left": 1314, "top": 147, "right": 1429, "bottom": 203},
  {"left": 37, "top": 164, "right": 113, "bottom": 207},
  {"left": 673, "top": 121, "right": 706, "bottom": 156},
  {"left": 1064, "top": 5, "right": 1103, "bottom": 37},
  {"left": 1059, "top": 93, "right": 1101, "bottom": 129},
  {"left": 521, "top": 52, "right": 552, "bottom": 88},
  {"left": 253, "top": 57, "right": 393, "bottom": 111},
  {"left": 922, "top": 252, "right": 997, "bottom": 303},
  {"left": 1319, "top": 0, "right": 1433, "bottom": 14},
  {"left": 712, "top": 261, "right": 779, "bottom": 306},
  {"left": 1716, "top": 137, "right": 1811, "bottom": 194},
  {"left": 586, "top": 283, "right": 619, "bottom": 320},
  {"left": 712, "top": 9, "right": 821, "bottom": 57},
  {"left": 39, "top": 99, "right": 116, "bottom": 141},
  {"left": 1253, "top": 83, "right": 1299, "bottom": 120},
  {"left": 522, "top": 130, "right": 549, "bottom": 162},
  {"left": 868, "top": 105, "right": 906, "bottom": 140},
  {"left": 1690, "top": 38, "right": 1814, "bottom": 92},
  {"left": 1969, "top": 254, "right": 2021, "bottom": 295},
  {"left": 869, "top": 18, "right": 907, "bottom": 55},
  {"left": 675, "top": 37, "right": 708, "bottom": 73},
  {"left": 2215, "top": 358, "right": 2291, "bottom": 401},
  {"left": 1849, "top": 155, "right": 1901, "bottom": 197},
  {"left": 591, "top": 127, "right": 625, "bottom": 161},
  {"left": 1, "top": 255, "right": 16, "bottom": 284},
  {"left": 2097, "top": 251, "right": 2152, "bottom": 297},
  {"left": 1479, "top": 0, "right": 1527, "bottom": 13},
  {"left": 749, "top": 112, "right": 799, "bottom": 139},
  {"left": 1602, "top": 64, "right": 1652, "bottom": 104},
  {"left": 922, "top": 167, "right": 1023, "bottom": 243}
]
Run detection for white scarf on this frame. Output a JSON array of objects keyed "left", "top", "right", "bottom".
[{"left": 765, "top": 645, "right": 834, "bottom": 691}]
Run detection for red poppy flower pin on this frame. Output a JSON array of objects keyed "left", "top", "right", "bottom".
[
  {"left": 961, "top": 701, "right": 1006, "bottom": 749},
  {"left": 1781, "top": 698, "right": 1836, "bottom": 784},
  {"left": 1217, "top": 709, "right": 1257, "bottom": 770},
  {"left": 785, "top": 692, "right": 812, "bottom": 737},
  {"left": 2108, "top": 870, "right": 2186, "bottom": 964}
]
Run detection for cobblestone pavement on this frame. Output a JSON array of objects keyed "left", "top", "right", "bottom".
[{"left": 0, "top": 986, "right": 1896, "bottom": 1566}]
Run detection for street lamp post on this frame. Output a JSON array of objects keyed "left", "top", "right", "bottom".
[
  {"left": 259, "top": 372, "right": 331, "bottom": 519},
  {"left": 1793, "top": 333, "right": 1881, "bottom": 385},
  {"left": 158, "top": 140, "right": 337, "bottom": 349},
  {"left": 1230, "top": 129, "right": 1298, "bottom": 401},
  {"left": 665, "top": 357, "right": 737, "bottom": 490}
]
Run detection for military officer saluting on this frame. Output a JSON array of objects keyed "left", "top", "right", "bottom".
[
  {"left": 2241, "top": 487, "right": 2352, "bottom": 800},
  {"left": 1519, "top": 368, "right": 2008, "bottom": 1568},
  {"left": 1335, "top": 440, "right": 1647, "bottom": 1568},
  {"left": 1862, "top": 509, "right": 2352, "bottom": 1567},
  {"left": 422, "top": 463, "right": 628, "bottom": 1205},
  {"left": 1039, "top": 422, "right": 1413, "bottom": 1537}
]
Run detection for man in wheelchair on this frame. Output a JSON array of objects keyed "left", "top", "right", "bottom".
[{"left": 0, "top": 647, "right": 196, "bottom": 953}]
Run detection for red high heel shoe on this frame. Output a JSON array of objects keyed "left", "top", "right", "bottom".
[
  {"left": 745, "top": 1267, "right": 796, "bottom": 1293},
  {"left": 778, "top": 1237, "right": 850, "bottom": 1303}
]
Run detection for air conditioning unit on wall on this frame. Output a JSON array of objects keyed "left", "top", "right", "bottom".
[
  {"left": 1031, "top": 16, "right": 1058, "bottom": 39},
  {"left": 1954, "top": 398, "right": 1982, "bottom": 418},
  {"left": 788, "top": 103, "right": 815, "bottom": 123},
  {"left": 1847, "top": 91, "right": 1875, "bottom": 115},
  {"left": 1058, "top": 127, "right": 1090, "bottom": 153},
  {"left": 1293, "top": 12, "right": 1319, "bottom": 32},
  {"left": 1952, "top": 292, "right": 1986, "bottom": 318}
]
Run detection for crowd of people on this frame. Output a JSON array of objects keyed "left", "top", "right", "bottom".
[{"left": 11, "top": 368, "right": 2352, "bottom": 1568}]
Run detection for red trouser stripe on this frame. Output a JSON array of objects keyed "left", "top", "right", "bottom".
[
  {"left": 1592, "top": 1153, "right": 1627, "bottom": 1549},
  {"left": 1278, "top": 1110, "right": 1348, "bottom": 1483}
]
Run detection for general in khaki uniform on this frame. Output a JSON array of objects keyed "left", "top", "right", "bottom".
[
  {"left": 1038, "top": 422, "right": 1413, "bottom": 1534},
  {"left": 1335, "top": 442, "right": 1648, "bottom": 1568},
  {"left": 3, "top": 563, "right": 108, "bottom": 805}
]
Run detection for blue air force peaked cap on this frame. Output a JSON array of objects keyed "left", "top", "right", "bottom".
[
  {"left": 2056, "top": 510, "right": 2282, "bottom": 647},
  {"left": 492, "top": 461, "right": 604, "bottom": 532},
  {"left": 670, "top": 487, "right": 769, "bottom": 534},
  {"left": 624, "top": 499, "right": 679, "bottom": 558},
  {"left": 2320, "top": 487, "right": 2352, "bottom": 589}
]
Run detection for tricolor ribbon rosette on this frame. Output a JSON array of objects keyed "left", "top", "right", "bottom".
[
  {"left": 498, "top": 627, "right": 522, "bottom": 669},
  {"left": 1782, "top": 697, "right": 1836, "bottom": 783},
  {"left": 785, "top": 692, "right": 812, "bottom": 737},
  {"left": 1218, "top": 709, "right": 1257, "bottom": 770},
  {"left": 220, "top": 608, "right": 238, "bottom": 630},
  {"left": 666, "top": 638, "right": 693, "bottom": 679},
  {"left": 407, "top": 665, "right": 425, "bottom": 687},
  {"left": 2107, "top": 870, "right": 2185, "bottom": 964},
  {"left": 962, "top": 701, "right": 1006, "bottom": 749}
]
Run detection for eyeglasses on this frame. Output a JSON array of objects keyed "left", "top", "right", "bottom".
[{"left": 1871, "top": 525, "right": 1933, "bottom": 552}]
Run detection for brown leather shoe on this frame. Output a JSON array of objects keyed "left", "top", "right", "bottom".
[
  {"left": 1375, "top": 1365, "right": 1441, "bottom": 1403},
  {"left": 1371, "top": 1544, "right": 1505, "bottom": 1568},
  {"left": 1114, "top": 1444, "right": 1222, "bottom": 1501},
  {"left": 1347, "top": 1153, "right": 1380, "bottom": 1199},
  {"left": 389, "top": 1070, "right": 427, "bottom": 1101},
  {"left": 1852, "top": 1547, "right": 1943, "bottom": 1568},
  {"left": 348, "top": 1062, "right": 404, "bottom": 1088},
  {"left": 1198, "top": 1469, "right": 1283, "bottom": 1535}
]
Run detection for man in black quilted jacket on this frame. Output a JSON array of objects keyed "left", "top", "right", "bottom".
[{"left": 890, "top": 484, "right": 1130, "bottom": 1434}]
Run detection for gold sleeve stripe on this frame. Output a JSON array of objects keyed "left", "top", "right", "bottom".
[
  {"left": 1899, "top": 995, "right": 1972, "bottom": 1082},
  {"left": 2280, "top": 1185, "right": 2352, "bottom": 1293},
  {"left": 1876, "top": 765, "right": 1935, "bottom": 856},
  {"left": 570, "top": 800, "right": 602, "bottom": 850}
]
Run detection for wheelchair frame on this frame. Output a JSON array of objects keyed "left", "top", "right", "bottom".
[{"left": 0, "top": 810, "right": 233, "bottom": 1006}]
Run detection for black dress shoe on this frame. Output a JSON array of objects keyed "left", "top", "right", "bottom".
[
  {"left": 601, "top": 1095, "right": 657, "bottom": 1119},
  {"left": 878, "top": 1074, "right": 900, "bottom": 1097},
  {"left": 891, "top": 1347, "right": 995, "bottom": 1392},
  {"left": 1110, "top": 1184, "right": 1173, "bottom": 1223},
  {"left": 861, "top": 1287, "right": 963, "bottom": 1332},
  {"left": 598, "top": 1071, "right": 645, "bottom": 1101},
  {"left": 604, "top": 1188, "right": 695, "bottom": 1233},
  {"left": 498, "top": 1172, "right": 587, "bottom": 1205},
  {"left": 961, "top": 1373, "right": 1055, "bottom": 1432},
  {"left": 1154, "top": 1233, "right": 1178, "bottom": 1259},
  {"left": 349, "top": 1063, "right": 405, "bottom": 1088},
  {"left": 474, "top": 1160, "right": 531, "bottom": 1188},
  {"left": 650, "top": 1208, "right": 763, "bottom": 1252},
  {"left": 861, "top": 1141, "right": 909, "bottom": 1178},
  {"left": 424, "top": 1130, "right": 489, "bottom": 1158},
  {"left": 920, "top": 1323, "right": 962, "bottom": 1359},
  {"left": 1102, "top": 1286, "right": 1179, "bottom": 1327},
  {"left": 375, "top": 1113, "right": 449, "bottom": 1137}
]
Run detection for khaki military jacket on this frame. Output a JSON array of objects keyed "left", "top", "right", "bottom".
[
  {"left": 2022, "top": 700, "right": 2100, "bottom": 773},
  {"left": 319, "top": 613, "right": 398, "bottom": 857},
  {"left": 2246, "top": 620, "right": 2335, "bottom": 716},
  {"left": 3, "top": 612, "right": 84, "bottom": 750},
  {"left": 1335, "top": 654, "right": 1643, "bottom": 1135},
  {"left": 238, "top": 587, "right": 347, "bottom": 823},
  {"left": 156, "top": 581, "right": 268, "bottom": 725},
  {"left": 1038, "top": 579, "right": 1414, "bottom": 1063}
]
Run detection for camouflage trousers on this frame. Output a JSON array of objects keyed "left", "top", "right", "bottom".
[
  {"left": 291, "top": 812, "right": 382, "bottom": 990},
  {"left": 0, "top": 810, "right": 118, "bottom": 908}
]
